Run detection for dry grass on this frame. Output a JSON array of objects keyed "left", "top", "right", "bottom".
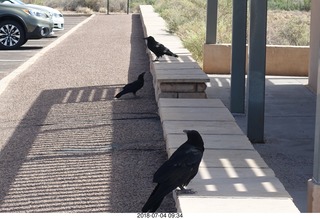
[
  {"left": 23, "top": 0, "right": 311, "bottom": 66},
  {"left": 267, "top": 10, "right": 310, "bottom": 46},
  {"left": 153, "top": 0, "right": 311, "bottom": 67}
]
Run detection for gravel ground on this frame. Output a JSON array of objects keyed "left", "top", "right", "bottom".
[{"left": 0, "top": 14, "right": 176, "bottom": 213}]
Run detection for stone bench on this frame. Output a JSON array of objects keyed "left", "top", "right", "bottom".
[
  {"left": 139, "top": 4, "right": 299, "bottom": 213},
  {"left": 158, "top": 98, "right": 299, "bottom": 213},
  {"left": 139, "top": 5, "right": 210, "bottom": 101}
]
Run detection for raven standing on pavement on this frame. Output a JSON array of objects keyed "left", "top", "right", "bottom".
[
  {"left": 144, "top": 36, "right": 179, "bottom": 62},
  {"left": 115, "top": 72, "right": 146, "bottom": 98},
  {"left": 142, "top": 130, "right": 204, "bottom": 212}
]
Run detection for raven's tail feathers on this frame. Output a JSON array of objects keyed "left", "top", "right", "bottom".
[
  {"left": 142, "top": 184, "right": 173, "bottom": 212},
  {"left": 115, "top": 90, "right": 124, "bottom": 98},
  {"left": 164, "top": 50, "right": 179, "bottom": 58}
]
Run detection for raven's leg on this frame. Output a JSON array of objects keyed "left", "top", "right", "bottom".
[{"left": 176, "top": 186, "right": 196, "bottom": 194}]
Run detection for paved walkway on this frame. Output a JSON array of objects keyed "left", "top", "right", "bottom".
[
  {"left": 0, "top": 14, "right": 175, "bottom": 212},
  {"left": 206, "top": 75, "right": 315, "bottom": 212}
]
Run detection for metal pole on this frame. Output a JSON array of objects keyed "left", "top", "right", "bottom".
[
  {"left": 107, "top": 0, "right": 110, "bottom": 15},
  {"left": 205, "top": 0, "right": 218, "bottom": 44},
  {"left": 127, "top": 0, "right": 130, "bottom": 14},
  {"left": 246, "top": 0, "right": 268, "bottom": 143},
  {"left": 230, "top": 0, "right": 247, "bottom": 114}
]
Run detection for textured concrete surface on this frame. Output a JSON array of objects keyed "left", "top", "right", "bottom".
[
  {"left": 0, "top": 14, "right": 176, "bottom": 212},
  {"left": 158, "top": 98, "right": 299, "bottom": 213},
  {"left": 206, "top": 75, "right": 315, "bottom": 212}
]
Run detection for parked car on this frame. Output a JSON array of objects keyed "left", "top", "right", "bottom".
[
  {"left": 0, "top": 2, "right": 53, "bottom": 49},
  {"left": 4, "top": 0, "right": 64, "bottom": 32}
]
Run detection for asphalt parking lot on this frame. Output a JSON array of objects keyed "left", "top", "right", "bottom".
[{"left": 0, "top": 15, "right": 90, "bottom": 80}]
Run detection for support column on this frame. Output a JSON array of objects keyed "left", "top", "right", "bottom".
[
  {"left": 107, "top": 0, "right": 110, "bottom": 15},
  {"left": 127, "top": 0, "right": 130, "bottom": 14},
  {"left": 230, "top": 0, "right": 247, "bottom": 114},
  {"left": 309, "top": 0, "right": 320, "bottom": 92},
  {"left": 308, "top": 9, "right": 320, "bottom": 208},
  {"left": 206, "top": 0, "right": 218, "bottom": 44},
  {"left": 246, "top": 0, "right": 267, "bottom": 143}
]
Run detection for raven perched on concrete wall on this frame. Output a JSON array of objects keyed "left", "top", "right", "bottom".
[
  {"left": 115, "top": 72, "right": 146, "bottom": 98},
  {"left": 142, "top": 130, "right": 204, "bottom": 212},
  {"left": 144, "top": 36, "right": 179, "bottom": 61}
]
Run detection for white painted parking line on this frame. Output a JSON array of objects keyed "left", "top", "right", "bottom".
[{"left": 0, "top": 60, "right": 26, "bottom": 62}]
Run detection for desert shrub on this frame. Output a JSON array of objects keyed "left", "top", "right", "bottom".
[
  {"left": 153, "top": 0, "right": 233, "bottom": 66},
  {"left": 109, "top": 0, "right": 127, "bottom": 12},
  {"left": 84, "top": 0, "right": 104, "bottom": 11},
  {"left": 39, "top": 0, "right": 108, "bottom": 12},
  {"left": 24, "top": 0, "right": 44, "bottom": 4},
  {"left": 268, "top": 0, "right": 311, "bottom": 11},
  {"left": 131, "top": 0, "right": 156, "bottom": 12},
  {"left": 75, "top": 6, "right": 93, "bottom": 14},
  {"left": 29, "top": 0, "right": 311, "bottom": 66},
  {"left": 152, "top": 0, "right": 310, "bottom": 67},
  {"left": 178, "top": 20, "right": 206, "bottom": 66},
  {"left": 154, "top": 0, "right": 206, "bottom": 33},
  {"left": 99, "top": 7, "right": 107, "bottom": 13},
  {"left": 279, "top": 16, "right": 310, "bottom": 45},
  {"left": 267, "top": 10, "right": 310, "bottom": 45}
]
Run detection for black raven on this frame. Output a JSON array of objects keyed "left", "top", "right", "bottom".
[
  {"left": 115, "top": 72, "right": 146, "bottom": 98},
  {"left": 144, "top": 36, "right": 179, "bottom": 61},
  {"left": 142, "top": 130, "right": 204, "bottom": 212}
]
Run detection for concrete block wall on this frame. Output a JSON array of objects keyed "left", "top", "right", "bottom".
[
  {"left": 203, "top": 43, "right": 309, "bottom": 76},
  {"left": 139, "top": 5, "right": 300, "bottom": 213},
  {"left": 158, "top": 98, "right": 300, "bottom": 213}
]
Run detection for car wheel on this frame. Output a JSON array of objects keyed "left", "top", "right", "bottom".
[{"left": 0, "top": 20, "right": 26, "bottom": 50}]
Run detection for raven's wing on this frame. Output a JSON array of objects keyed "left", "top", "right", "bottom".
[
  {"left": 153, "top": 143, "right": 203, "bottom": 185},
  {"left": 156, "top": 43, "right": 177, "bottom": 57},
  {"left": 149, "top": 42, "right": 165, "bottom": 57},
  {"left": 122, "top": 80, "right": 141, "bottom": 92}
]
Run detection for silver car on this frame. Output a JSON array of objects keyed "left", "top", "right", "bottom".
[{"left": 0, "top": 2, "right": 53, "bottom": 49}]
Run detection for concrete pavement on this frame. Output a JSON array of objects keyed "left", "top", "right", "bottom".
[
  {"left": 206, "top": 75, "right": 315, "bottom": 212},
  {"left": 0, "top": 14, "right": 176, "bottom": 212}
]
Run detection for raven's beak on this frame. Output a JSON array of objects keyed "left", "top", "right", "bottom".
[{"left": 183, "top": 130, "right": 191, "bottom": 134}]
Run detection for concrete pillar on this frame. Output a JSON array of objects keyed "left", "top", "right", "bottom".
[
  {"left": 230, "top": 0, "right": 247, "bottom": 114},
  {"left": 246, "top": 0, "right": 267, "bottom": 143},
  {"left": 205, "top": 0, "right": 218, "bottom": 44},
  {"left": 308, "top": 0, "right": 320, "bottom": 92},
  {"left": 308, "top": 5, "right": 320, "bottom": 207}
]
